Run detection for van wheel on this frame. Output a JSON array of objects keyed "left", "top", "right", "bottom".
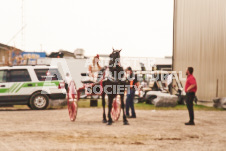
[{"left": 29, "top": 92, "right": 49, "bottom": 110}]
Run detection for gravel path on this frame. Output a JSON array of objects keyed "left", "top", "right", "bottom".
[{"left": 0, "top": 108, "right": 226, "bottom": 151}]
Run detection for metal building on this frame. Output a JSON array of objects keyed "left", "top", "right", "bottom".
[{"left": 173, "top": 0, "right": 226, "bottom": 101}]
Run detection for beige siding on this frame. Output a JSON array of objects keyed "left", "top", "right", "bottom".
[{"left": 173, "top": 0, "right": 226, "bottom": 101}]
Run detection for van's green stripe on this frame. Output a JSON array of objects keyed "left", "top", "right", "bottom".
[
  {"left": 10, "top": 83, "right": 19, "bottom": 93},
  {"left": 15, "top": 81, "right": 60, "bottom": 93},
  {"left": 0, "top": 83, "right": 17, "bottom": 93},
  {"left": 0, "top": 81, "right": 60, "bottom": 94},
  {"left": 14, "top": 83, "right": 23, "bottom": 93},
  {"left": 0, "top": 89, "right": 8, "bottom": 93},
  {"left": 8, "top": 83, "right": 17, "bottom": 92},
  {"left": 15, "top": 83, "right": 26, "bottom": 93},
  {"left": 12, "top": 83, "right": 22, "bottom": 93},
  {"left": 11, "top": 83, "right": 20, "bottom": 93}
]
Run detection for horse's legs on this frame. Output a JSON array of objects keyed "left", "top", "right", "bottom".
[
  {"left": 120, "top": 94, "right": 129, "bottom": 125},
  {"left": 107, "top": 95, "right": 113, "bottom": 125},
  {"left": 102, "top": 92, "right": 107, "bottom": 123}
]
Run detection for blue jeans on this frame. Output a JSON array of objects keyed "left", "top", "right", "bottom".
[{"left": 126, "top": 89, "right": 136, "bottom": 116}]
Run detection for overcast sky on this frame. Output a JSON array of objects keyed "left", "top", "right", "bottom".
[{"left": 0, "top": 0, "right": 174, "bottom": 57}]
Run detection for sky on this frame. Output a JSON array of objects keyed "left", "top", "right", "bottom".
[{"left": 0, "top": 0, "right": 174, "bottom": 57}]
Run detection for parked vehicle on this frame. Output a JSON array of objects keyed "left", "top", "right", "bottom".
[
  {"left": 0, "top": 65, "right": 66, "bottom": 110},
  {"left": 134, "top": 71, "right": 187, "bottom": 104}
]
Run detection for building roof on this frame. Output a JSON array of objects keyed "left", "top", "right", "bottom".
[{"left": 0, "top": 43, "right": 22, "bottom": 52}]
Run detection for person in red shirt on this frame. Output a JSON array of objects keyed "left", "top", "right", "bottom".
[{"left": 185, "top": 67, "right": 197, "bottom": 125}]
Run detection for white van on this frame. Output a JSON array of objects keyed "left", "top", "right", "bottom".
[{"left": 0, "top": 66, "right": 66, "bottom": 110}]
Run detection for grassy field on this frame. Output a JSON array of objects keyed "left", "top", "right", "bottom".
[
  {"left": 9, "top": 99, "right": 223, "bottom": 111},
  {"left": 75, "top": 99, "right": 223, "bottom": 111}
]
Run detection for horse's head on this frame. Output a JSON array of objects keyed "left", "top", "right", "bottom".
[
  {"left": 109, "top": 48, "right": 121, "bottom": 59},
  {"left": 109, "top": 48, "right": 121, "bottom": 67}
]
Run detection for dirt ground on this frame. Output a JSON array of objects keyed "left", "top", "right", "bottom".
[{"left": 0, "top": 108, "right": 226, "bottom": 151}]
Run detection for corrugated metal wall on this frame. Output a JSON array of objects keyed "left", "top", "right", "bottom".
[{"left": 173, "top": 0, "right": 226, "bottom": 101}]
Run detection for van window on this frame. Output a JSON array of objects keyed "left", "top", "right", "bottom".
[
  {"left": 34, "top": 69, "right": 62, "bottom": 81},
  {"left": 0, "top": 70, "right": 7, "bottom": 83},
  {"left": 9, "top": 69, "right": 31, "bottom": 82}
]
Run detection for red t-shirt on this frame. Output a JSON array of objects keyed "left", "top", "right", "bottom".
[{"left": 185, "top": 74, "right": 197, "bottom": 93}]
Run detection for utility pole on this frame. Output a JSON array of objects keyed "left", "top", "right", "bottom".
[{"left": 21, "top": 0, "right": 25, "bottom": 51}]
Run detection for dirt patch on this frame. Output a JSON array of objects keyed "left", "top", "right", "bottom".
[{"left": 0, "top": 108, "right": 226, "bottom": 150}]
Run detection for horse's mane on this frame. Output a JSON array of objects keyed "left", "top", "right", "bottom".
[
  {"left": 96, "top": 49, "right": 124, "bottom": 82},
  {"left": 108, "top": 49, "right": 124, "bottom": 81}
]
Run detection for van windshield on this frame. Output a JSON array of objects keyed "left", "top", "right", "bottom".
[{"left": 35, "top": 69, "right": 62, "bottom": 81}]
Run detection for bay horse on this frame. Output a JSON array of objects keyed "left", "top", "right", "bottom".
[{"left": 100, "top": 48, "right": 129, "bottom": 125}]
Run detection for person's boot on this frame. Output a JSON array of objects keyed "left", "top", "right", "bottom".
[
  {"left": 129, "top": 114, "right": 136, "bottom": 118},
  {"left": 185, "top": 121, "right": 195, "bottom": 125}
]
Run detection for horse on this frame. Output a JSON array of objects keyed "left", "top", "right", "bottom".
[{"left": 100, "top": 48, "right": 129, "bottom": 125}]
